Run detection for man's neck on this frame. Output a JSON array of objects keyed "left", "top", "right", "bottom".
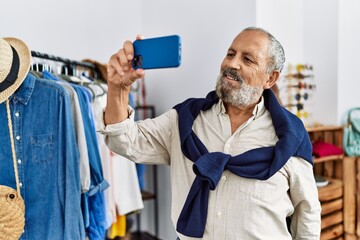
[{"left": 224, "top": 101, "right": 258, "bottom": 134}]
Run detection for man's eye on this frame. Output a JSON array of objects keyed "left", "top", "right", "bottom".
[
  {"left": 244, "top": 56, "right": 253, "bottom": 63},
  {"left": 226, "top": 53, "right": 235, "bottom": 58}
]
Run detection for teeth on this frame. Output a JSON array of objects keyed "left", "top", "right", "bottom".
[{"left": 225, "top": 74, "right": 238, "bottom": 81}]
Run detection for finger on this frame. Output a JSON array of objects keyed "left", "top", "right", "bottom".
[
  {"left": 130, "top": 69, "right": 145, "bottom": 81},
  {"left": 108, "top": 53, "right": 124, "bottom": 77},
  {"left": 136, "top": 34, "right": 144, "bottom": 40},
  {"left": 123, "top": 40, "right": 134, "bottom": 61},
  {"left": 117, "top": 48, "right": 130, "bottom": 72}
]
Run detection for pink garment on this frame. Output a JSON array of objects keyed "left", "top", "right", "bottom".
[{"left": 312, "top": 141, "right": 344, "bottom": 157}]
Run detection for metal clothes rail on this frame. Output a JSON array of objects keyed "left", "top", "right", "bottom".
[{"left": 31, "top": 50, "right": 100, "bottom": 78}]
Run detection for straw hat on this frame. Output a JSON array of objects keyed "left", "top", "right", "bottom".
[{"left": 0, "top": 37, "right": 31, "bottom": 103}]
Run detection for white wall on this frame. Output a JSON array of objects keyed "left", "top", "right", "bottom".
[
  {"left": 257, "top": 0, "right": 341, "bottom": 126},
  {"left": 303, "top": 0, "right": 338, "bottom": 125},
  {"left": 256, "top": 0, "right": 305, "bottom": 64},
  {"left": 0, "top": 0, "right": 143, "bottom": 63},
  {"left": 257, "top": 0, "right": 360, "bottom": 126},
  {"left": 142, "top": 0, "right": 257, "bottom": 115},
  {"left": 338, "top": 0, "right": 360, "bottom": 123}
]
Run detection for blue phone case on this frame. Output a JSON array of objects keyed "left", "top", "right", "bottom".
[{"left": 132, "top": 35, "right": 181, "bottom": 70}]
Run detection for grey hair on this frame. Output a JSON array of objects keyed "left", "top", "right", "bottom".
[{"left": 242, "top": 27, "right": 285, "bottom": 73}]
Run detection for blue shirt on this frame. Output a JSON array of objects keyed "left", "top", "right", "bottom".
[
  {"left": 0, "top": 73, "right": 85, "bottom": 239},
  {"left": 71, "top": 85, "right": 108, "bottom": 239},
  {"left": 40, "top": 71, "right": 109, "bottom": 239}
]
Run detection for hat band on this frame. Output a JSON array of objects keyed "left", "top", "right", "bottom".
[{"left": 0, "top": 46, "right": 20, "bottom": 92}]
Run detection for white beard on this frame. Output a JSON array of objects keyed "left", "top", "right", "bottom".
[{"left": 215, "top": 74, "right": 263, "bottom": 107}]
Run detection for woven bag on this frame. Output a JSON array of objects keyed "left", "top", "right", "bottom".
[
  {"left": 0, "top": 99, "right": 25, "bottom": 239},
  {"left": 0, "top": 186, "right": 25, "bottom": 239}
]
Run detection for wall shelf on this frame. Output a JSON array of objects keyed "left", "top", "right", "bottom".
[
  {"left": 314, "top": 155, "right": 344, "bottom": 164},
  {"left": 306, "top": 125, "right": 346, "bottom": 239}
]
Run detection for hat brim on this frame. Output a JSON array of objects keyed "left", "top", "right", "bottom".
[{"left": 0, "top": 37, "right": 31, "bottom": 103}]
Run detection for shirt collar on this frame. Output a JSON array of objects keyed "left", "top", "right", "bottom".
[
  {"left": 216, "top": 95, "right": 265, "bottom": 119},
  {"left": 10, "top": 73, "right": 36, "bottom": 105},
  {"left": 216, "top": 98, "right": 226, "bottom": 115},
  {"left": 254, "top": 96, "right": 265, "bottom": 119}
]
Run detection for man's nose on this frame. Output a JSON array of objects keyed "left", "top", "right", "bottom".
[{"left": 228, "top": 57, "right": 241, "bottom": 70}]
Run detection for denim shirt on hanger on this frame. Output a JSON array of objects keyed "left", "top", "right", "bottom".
[
  {"left": 41, "top": 71, "right": 109, "bottom": 239},
  {"left": 0, "top": 73, "right": 85, "bottom": 239},
  {"left": 43, "top": 71, "right": 109, "bottom": 193}
]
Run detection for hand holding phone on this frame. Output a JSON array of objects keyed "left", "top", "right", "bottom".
[{"left": 132, "top": 35, "right": 181, "bottom": 70}]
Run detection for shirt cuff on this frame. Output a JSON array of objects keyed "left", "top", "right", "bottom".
[{"left": 97, "top": 105, "right": 135, "bottom": 136}]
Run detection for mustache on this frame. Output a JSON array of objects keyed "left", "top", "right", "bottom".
[{"left": 222, "top": 68, "right": 243, "bottom": 82}]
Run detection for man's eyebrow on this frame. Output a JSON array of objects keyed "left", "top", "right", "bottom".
[{"left": 242, "top": 50, "right": 258, "bottom": 59}]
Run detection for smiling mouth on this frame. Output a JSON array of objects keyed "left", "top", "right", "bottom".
[
  {"left": 224, "top": 74, "right": 239, "bottom": 81},
  {"left": 223, "top": 72, "right": 242, "bottom": 82},
  {"left": 222, "top": 68, "right": 241, "bottom": 82}
]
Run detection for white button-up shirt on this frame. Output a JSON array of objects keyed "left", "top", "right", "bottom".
[{"left": 98, "top": 97, "right": 321, "bottom": 240}]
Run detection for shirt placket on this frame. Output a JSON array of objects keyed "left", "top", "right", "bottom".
[
  {"left": 12, "top": 100, "right": 24, "bottom": 193},
  {"left": 213, "top": 172, "right": 229, "bottom": 239},
  {"left": 212, "top": 138, "right": 233, "bottom": 239},
  {"left": 12, "top": 100, "right": 27, "bottom": 239}
]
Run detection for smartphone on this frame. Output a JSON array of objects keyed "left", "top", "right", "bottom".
[{"left": 132, "top": 35, "right": 181, "bottom": 70}]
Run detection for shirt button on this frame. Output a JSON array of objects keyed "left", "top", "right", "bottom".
[
  {"left": 217, "top": 211, "right": 222, "bottom": 217},
  {"left": 16, "top": 135, "right": 21, "bottom": 141},
  {"left": 18, "top": 159, "right": 22, "bottom": 164},
  {"left": 19, "top": 182, "right": 23, "bottom": 187},
  {"left": 222, "top": 176, "right": 227, "bottom": 181},
  {"left": 15, "top": 112, "right": 20, "bottom": 117}
]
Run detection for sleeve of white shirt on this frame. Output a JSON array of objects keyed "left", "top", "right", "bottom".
[
  {"left": 285, "top": 157, "right": 322, "bottom": 239},
  {"left": 97, "top": 106, "right": 172, "bottom": 165}
]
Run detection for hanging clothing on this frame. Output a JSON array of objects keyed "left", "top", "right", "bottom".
[
  {"left": 56, "top": 81, "right": 91, "bottom": 192},
  {"left": 72, "top": 84, "right": 108, "bottom": 239},
  {"left": 0, "top": 73, "right": 85, "bottom": 239},
  {"left": 6, "top": 51, "right": 146, "bottom": 239},
  {"left": 90, "top": 82, "right": 144, "bottom": 225},
  {"left": 1, "top": 49, "right": 144, "bottom": 239},
  {"left": 41, "top": 71, "right": 109, "bottom": 239},
  {"left": 110, "top": 154, "right": 144, "bottom": 215},
  {"left": 89, "top": 82, "right": 116, "bottom": 228},
  {"left": 42, "top": 70, "right": 91, "bottom": 192},
  {"left": 107, "top": 214, "right": 127, "bottom": 239}
]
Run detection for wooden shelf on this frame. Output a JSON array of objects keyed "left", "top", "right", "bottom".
[
  {"left": 322, "top": 211, "right": 343, "bottom": 230},
  {"left": 306, "top": 125, "right": 343, "bottom": 133},
  {"left": 318, "top": 178, "right": 343, "bottom": 202},
  {"left": 321, "top": 198, "right": 343, "bottom": 216},
  {"left": 141, "top": 190, "right": 156, "bottom": 201},
  {"left": 118, "top": 231, "right": 161, "bottom": 240},
  {"left": 314, "top": 155, "right": 344, "bottom": 164},
  {"left": 321, "top": 224, "right": 343, "bottom": 240},
  {"left": 128, "top": 231, "right": 161, "bottom": 240},
  {"left": 307, "top": 126, "right": 346, "bottom": 239}
]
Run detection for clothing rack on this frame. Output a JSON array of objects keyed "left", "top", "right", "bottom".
[{"left": 31, "top": 50, "right": 100, "bottom": 78}]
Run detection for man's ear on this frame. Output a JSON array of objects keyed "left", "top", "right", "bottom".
[{"left": 264, "top": 70, "right": 280, "bottom": 89}]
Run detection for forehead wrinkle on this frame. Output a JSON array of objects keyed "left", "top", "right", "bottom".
[{"left": 232, "top": 32, "right": 269, "bottom": 61}]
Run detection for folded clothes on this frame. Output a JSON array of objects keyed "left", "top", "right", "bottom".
[{"left": 312, "top": 141, "right": 344, "bottom": 158}]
